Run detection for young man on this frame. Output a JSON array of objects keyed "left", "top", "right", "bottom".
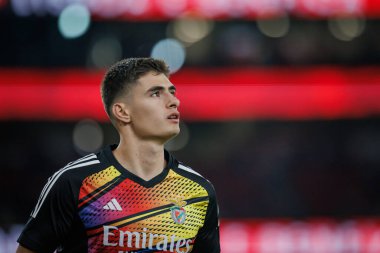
[{"left": 16, "top": 57, "right": 220, "bottom": 253}]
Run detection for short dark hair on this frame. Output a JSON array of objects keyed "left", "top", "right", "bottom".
[{"left": 101, "top": 57, "right": 170, "bottom": 118}]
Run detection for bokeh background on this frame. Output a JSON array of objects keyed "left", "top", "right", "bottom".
[{"left": 1, "top": 0, "right": 380, "bottom": 252}]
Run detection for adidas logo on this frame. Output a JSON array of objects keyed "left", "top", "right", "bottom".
[{"left": 103, "top": 198, "right": 122, "bottom": 211}]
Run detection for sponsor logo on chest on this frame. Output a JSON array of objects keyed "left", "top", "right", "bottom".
[{"left": 103, "top": 226, "right": 192, "bottom": 253}]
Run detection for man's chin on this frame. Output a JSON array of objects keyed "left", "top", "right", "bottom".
[
  {"left": 168, "top": 128, "right": 180, "bottom": 139},
  {"left": 162, "top": 128, "right": 180, "bottom": 142}
]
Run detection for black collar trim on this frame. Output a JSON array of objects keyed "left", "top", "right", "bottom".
[{"left": 103, "top": 144, "right": 176, "bottom": 188}]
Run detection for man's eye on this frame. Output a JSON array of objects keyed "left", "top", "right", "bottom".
[{"left": 151, "top": 91, "right": 160, "bottom": 97}]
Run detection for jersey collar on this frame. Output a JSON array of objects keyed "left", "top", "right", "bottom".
[{"left": 102, "top": 144, "right": 177, "bottom": 188}]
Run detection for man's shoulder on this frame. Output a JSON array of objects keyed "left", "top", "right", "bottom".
[
  {"left": 51, "top": 153, "right": 103, "bottom": 182},
  {"left": 172, "top": 162, "right": 216, "bottom": 195},
  {"left": 175, "top": 162, "right": 205, "bottom": 178},
  {"left": 63, "top": 153, "right": 101, "bottom": 170}
]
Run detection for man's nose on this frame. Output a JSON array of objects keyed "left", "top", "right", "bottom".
[{"left": 168, "top": 94, "right": 180, "bottom": 108}]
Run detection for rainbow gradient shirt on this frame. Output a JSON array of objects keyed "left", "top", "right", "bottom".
[{"left": 18, "top": 145, "right": 220, "bottom": 253}]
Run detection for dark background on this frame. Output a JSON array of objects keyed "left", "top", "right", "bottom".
[
  {"left": 1, "top": 119, "right": 380, "bottom": 228},
  {"left": 1, "top": 1, "right": 380, "bottom": 230}
]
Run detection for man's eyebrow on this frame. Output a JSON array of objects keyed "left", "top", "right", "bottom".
[
  {"left": 146, "top": 85, "right": 176, "bottom": 93},
  {"left": 147, "top": 86, "right": 164, "bottom": 92}
]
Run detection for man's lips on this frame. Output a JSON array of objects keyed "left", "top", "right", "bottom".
[{"left": 167, "top": 112, "right": 180, "bottom": 120}]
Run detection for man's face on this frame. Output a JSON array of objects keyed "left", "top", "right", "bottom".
[{"left": 122, "top": 71, "right": 180, "bottom": 143}]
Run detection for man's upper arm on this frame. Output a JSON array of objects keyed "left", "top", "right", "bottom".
[
  {"left": 16, "top": 245, "right": 36, "bottom": 253},
  {"left": 17, "top": 172, "right": 77, "bottom": 253},
  {"left": 192, "top": 183, "right": 221, "bottom": 253}
]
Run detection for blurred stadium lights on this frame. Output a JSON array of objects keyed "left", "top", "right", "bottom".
[
  {"left": 73, "top": 119, "right": 103, "bottom": 155},
  {"left": 220, "top": 25, "right": 266, "bottom": 64},
  {"left": 165, "top": 121, "right": 190, "bottom": 151},
  {"left": 7, "top": 0, "right": 380, "bottom": 19},
  {"left": 151, "top": 38, "right": 186, "bottom": 74},
  {"left": 220, "top": 219, "right": 380, "bottom": 252},
  {"left": 0, "top": 0, "right": 6, "bottom": 8},
  {"left": 10, "top": 0, "right": 31, "bottom": 16},
  {"left": 88, "top": 36, "right": 123, "bottom": 69},
  {"left": 1, "top": 68, "right": 380, "bottom": 121},
  {"left": 87, "top": 0, "right": 149, "bottom": 18},
  {"left": 167, "top": 17, "right": 214, "bottom": 46},
  {"left": 2, "top": 220, "right": 380, "bottom": 252},
  {"left": 328, "top": 17, "right": 366, "bottom": 41},
  {"left": 158, "top": 0, "right": 187, "bottom": 17},
  {"left": 257, "top": 15, "right": 290, "bottom": 38},
  {"left": 221, "top": 223, "right": 250, "bottom": 252},
  {"left": 58, "top": 3, "right": 91, "bottom": 39},
  {"left": 0, "top": 225, "right": 23, "bottom": 253},
  {"left": 2, "top": 0, "right": 380, "bottom": 252}
]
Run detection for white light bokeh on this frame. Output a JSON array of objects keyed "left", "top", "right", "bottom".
[
  {"left": 257, "top": 16, "right": 290, "bottom": 38},
  {"left": 10, "top": 0, "right": 31, "bottom": 16},
  {"left": 45, "top": 0, "right": 67, "bottom": 16},
  {"left": 151, "top": 38, "right": 185, "bottom": 74},
  {"left": 165, "top": 121, "right": 190, "bottom": 151},
  {"left": 73, "top": 119, "right": 103, "bottom": 154},
  {"left": 328, "top": 17, "right": 365, "bottom": 41},
  {"left": 58, "top": 3, "right": 91, "bottom": 39},
  {"left": 168, "top": 18, "right": 214, "bottom": 46},
  {"left": 90, "top": 36, "right": 122, "bottom": 68},
  {"left": 30, "top": 0, "right": 46, "bottom": 16}
]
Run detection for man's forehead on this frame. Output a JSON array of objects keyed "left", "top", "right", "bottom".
[{"left": 137, "top": 72, "right": 173, "bottom": 89}]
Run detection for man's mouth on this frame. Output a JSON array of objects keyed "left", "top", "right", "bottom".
[{"left": 167, "top": 113, "right": 180, "bottom": 120}]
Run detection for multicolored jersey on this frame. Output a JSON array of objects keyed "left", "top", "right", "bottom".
[{"left": 17, "top": 145, "right": 220, "bottom": 253}]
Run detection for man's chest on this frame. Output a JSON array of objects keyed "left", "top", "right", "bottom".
[{"left": 77, "top": 167, "right": 209, "bottom": 253}]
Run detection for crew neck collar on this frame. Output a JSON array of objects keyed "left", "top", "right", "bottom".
[{"left": 103, "top": 144, "right": 176, "bottom": 188}]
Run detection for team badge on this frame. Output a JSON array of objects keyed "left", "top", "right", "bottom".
[{"left": 169, "top": 197, "right": 187, "bottom": 224}]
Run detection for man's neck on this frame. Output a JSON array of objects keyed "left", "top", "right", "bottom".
[{"left": 112, "top": 136, "right": 167, "bottom": 181}]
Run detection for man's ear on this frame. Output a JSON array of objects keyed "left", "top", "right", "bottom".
[{"left": 112, "top": 102, "right": 131, "bottom": 124}]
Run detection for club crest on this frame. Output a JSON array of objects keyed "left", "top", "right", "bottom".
[{"left": 169, "top": 197, "right": 187, "bottom": 224}]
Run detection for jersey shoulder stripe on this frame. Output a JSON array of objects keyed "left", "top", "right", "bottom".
[
  {"left": 31, "top": 154, "right": 100, "bottom": 218},
  {"left": 178, "top": 163, "right": 204, "bottom": 178},
  {"left": 175, "top": 163, "right": 216, "bottom": 200},
  {"left": 36, "top": 154, "right": 98, "bottom": 204},
  {"left": 65, "top": 153, "right": 98, "bottom": 168}
]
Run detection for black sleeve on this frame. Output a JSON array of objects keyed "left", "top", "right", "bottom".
[
  {"left": 192, "top": 183, "right": 220, "bottom": 253},
  {"left": 17, "top": 172, "right": 77, "bottom": 253}
]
